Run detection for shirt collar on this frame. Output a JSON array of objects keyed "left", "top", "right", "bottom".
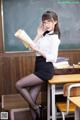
[{"left": 48, "top": 31, "right": 54, "bottom": 35}]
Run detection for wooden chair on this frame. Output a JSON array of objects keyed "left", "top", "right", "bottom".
[{"left": 56, "top": 83, "right": 80, "bottom": 120}]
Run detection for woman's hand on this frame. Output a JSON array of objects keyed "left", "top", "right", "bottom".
[
  {"left": 29, "top": 44, "right": 38, "bottom": 52},
  {"left": 37, "top": 23, "right": 46, "bottom": 36},
  {"left": 14, "top": 29, "right": 28, "bottom": 42},
  {"left": 33, "top": 23, "right": 46, "bottom": 43}
]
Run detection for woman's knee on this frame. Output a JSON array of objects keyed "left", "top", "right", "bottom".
[{"left": 16, "top": 81, "right": 22, "bottom": 90}]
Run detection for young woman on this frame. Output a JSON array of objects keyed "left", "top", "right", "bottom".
[{"left": 16, "top": 10, "right": 61, "bottom": 120}]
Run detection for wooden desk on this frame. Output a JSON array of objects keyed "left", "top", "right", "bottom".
[
  {"left": 69, "top": 97, "right": 80, "bottom": 120},
  {"left": 47, "top": 74, "right": 80, "bottom": 120}
]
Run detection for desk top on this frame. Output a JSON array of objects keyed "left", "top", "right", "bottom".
[
  {"left": 69, "top": 96, "right": 80, "bottom": 108},
  {"left": 48, "top": 74, "right": 80, "bottom": 84}
]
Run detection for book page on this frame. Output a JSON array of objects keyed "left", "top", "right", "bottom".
[{"left": 14, "top": 29, "right": 35, "bottom": 48}]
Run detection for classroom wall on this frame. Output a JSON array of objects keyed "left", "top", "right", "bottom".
[
  {"left": 0, "top": 50, "right": 80, "bottom": 98},
  {"left": 0, "top": 52, "right": 35, "bottom": 96}
]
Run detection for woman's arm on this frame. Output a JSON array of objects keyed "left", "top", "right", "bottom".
[
  {"left": 30, "top": 35, "right": 60, "bottom": 62},
  {"left": 33, "top": 23, "right": 46, "bottom": 43},
  {"left": 29, "top": 44, "right": 46, "bottom": 58}
]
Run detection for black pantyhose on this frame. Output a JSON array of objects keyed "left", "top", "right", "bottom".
[
  {"left": 16, "top": 74, "right": 44, "bottom": 120},
  {"left": 29, "top": 85, "right": 41, "bottom": 119}
]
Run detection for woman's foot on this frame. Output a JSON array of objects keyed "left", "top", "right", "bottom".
[
  {"left": 33, "top": 105, "right": 41, "bottom": 119},
  {"left": 30, "top": 105, "right": 41, "bottom": 120}
]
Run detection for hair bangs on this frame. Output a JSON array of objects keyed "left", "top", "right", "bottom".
[{"left": 42, "top": 13, "right": 52, "bottom": 21}]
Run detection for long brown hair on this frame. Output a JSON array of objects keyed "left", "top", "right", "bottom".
[{"left": 42, "top": 11, "right": 61, "bottom": 38}]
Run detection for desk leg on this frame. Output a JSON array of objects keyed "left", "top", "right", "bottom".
[
  {"left": 47, "top": 84, "right": 56, "bottom": 120},
  {"left": 51, "top": 84, "right": 56, "bottom": 120},
  {"left": 47, "top": 84, "right": 50, "bottom": 120},
  {"left": 75, "top": 106, "right": 80, "bottom": 120}
]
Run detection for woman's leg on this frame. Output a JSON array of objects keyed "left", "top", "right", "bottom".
[
  {"left": 29, "top": 85, "right": 42, "bottom": 119},
  {"left": 16, "top": 73, "right": 44, "bottom": 119},
  {"left": 30, "top": 85, "right": 42, "bottom": 104}
]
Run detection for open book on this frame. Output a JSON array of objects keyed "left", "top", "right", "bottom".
[{"left": 14, "top": 29, "right": 35, "bottom": 48}]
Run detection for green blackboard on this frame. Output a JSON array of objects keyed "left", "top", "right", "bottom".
[{"left": 3, "top": 0, "right": 80, "bottom": 51}]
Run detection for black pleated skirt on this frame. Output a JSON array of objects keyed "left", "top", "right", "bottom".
[{"left": 34, "top": 56, "right": 54, "bottom": 81}]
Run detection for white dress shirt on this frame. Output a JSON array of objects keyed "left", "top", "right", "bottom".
[{"left": 35, "top": 33, "right": 60, "bottom": 63}]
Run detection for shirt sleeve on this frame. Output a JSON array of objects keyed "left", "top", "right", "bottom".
[{"left": 45, "top": 35, "right": 60, "bottom": 63}]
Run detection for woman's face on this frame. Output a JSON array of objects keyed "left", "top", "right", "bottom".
[{"left": 42, "top": 19, "right": 57, "bottom": 32}]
